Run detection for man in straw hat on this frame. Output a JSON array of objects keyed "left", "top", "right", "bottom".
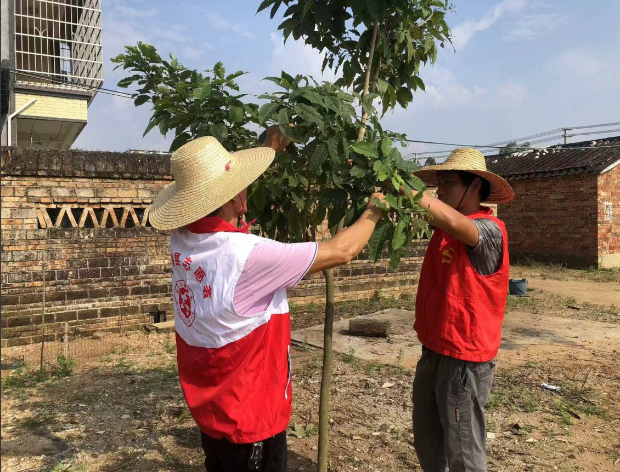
[
  {"left": 407, "top": 148, "right": 514, "bottom": 472},
  {"left": 149, "top": 126, "right": 388, "bottom": 472}
]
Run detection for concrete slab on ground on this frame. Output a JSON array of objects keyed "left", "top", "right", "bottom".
[{"left": 291, "top": 308, "right": 620, "bottom": 369}]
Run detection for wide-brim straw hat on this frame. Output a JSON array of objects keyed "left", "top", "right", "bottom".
[
  {"left": 414, "top": 148, "right": 514, "bottom": 204},
  {"left": 149, "top": 137, "right": 275, "bottom": 230}
]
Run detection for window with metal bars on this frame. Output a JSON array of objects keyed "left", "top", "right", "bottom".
[{"left": 13, "top": 0, "right": 103, "bottom": 90}]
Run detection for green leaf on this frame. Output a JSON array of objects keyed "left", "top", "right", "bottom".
[
  {"left": 292, "top": 423, "right": 307, "bottom": 439},
  {"left": 193, "top": 83, "right": 211, "bottom": 99},
  {"left": 143, "top": 118, "right": 157, "bottom": 138},
  {"left": 376, "top": 78, "right": 389, "bottom": 95},
  {"left": 291, "top": 190, "right": 306, "bottom": 210},
  {"left": 327, "top": 136, "right": 340, "bottom": 162},
  {"left": 289, "top": 206, "right": 302, "bottom": 239},
  {"left": 384, "top": 194, "right": 399, "bottom": 210},
  {"left": 213, "top": 61, "right": 225, "bottom": 79},
  {"left": 381, "top": 136, "right": 393, "bottom": 157},
  {"left": 229, "top": 106, "right": 244, "bottom": 123},
  {"left": 350, "top": 166, "right": 367, "bottom": 178},
  {"left": 366, "top": 0, "right": 382, "bottom": 20},
  {"left": 351, "top": 141, "right": 378, "bottom": 158},
  {"left": 134, "top": 95, "right": 150, "bottom": 106},
  {"left": 209, "top": 123, "right": 228, "bottom": 141},
  {"left": 309, "top": 144, "right": 328, "bottom": 172},
  {"left": 278, "top": 108, "right": 290, "bottom": 127},
  {"left": 328, "top": 204, "right": 347, "bottom": 228},
  {"left": 320, "top": 188, "right": 348, "bottom": 205},
  {"left": 158, "top": 116, "right": 169, "bottom": 136},
  {"left": 368, "top": 219, "right": 393, "bottom": 262},
  {"left": 392, "top": 218, "right": 408, "bottom": 250},
  {"left": 396, "top": 87, "right": 413, "bottom": 108},
  {"left": 117, "top": 75, "right": 140, "bottom": 88},
  {"left": 406, "top": 174, "right": 426, "bottom": 191},
  {"left": 179, "top": 69, "right": 192, "bottom": 81},
  {"left": 251, "top": 184, "right": 267, "bottom": 212},
  {"left": 294, "top": 103, "right": 325, "bottom": 130},
  {"left": 303, "top": 0, "right": 315, "bottom": 17},
  {"left": 257, "top": 0, "right": 276, "bottom": 13},
  {"left": 258, "top": 102, "right": 279, "bottom": 125},
  {"left": 390, "top": 247, "right": 403, "bottom": 270},
  {"left": 169, "top": 132, "right": 191, "bottom": 152},
  {"left": 396, "top": 157, "right": 419, "bottom": 173},
  {"left": 413, "top": 76, "right": 426, "bottom": 92}
]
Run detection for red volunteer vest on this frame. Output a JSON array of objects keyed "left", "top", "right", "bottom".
[
  {"left": 414, "top": 207, "right": 509, "bottom": 362},
  {"left": 175, "top": 217, "right": 292, "bottom": 444}
]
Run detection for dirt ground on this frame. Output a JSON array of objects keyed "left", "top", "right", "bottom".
[{"left": 2, "top": 265, "right": 619, "bottom": 472}]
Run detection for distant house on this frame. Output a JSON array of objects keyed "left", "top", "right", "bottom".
[{"left": 486, "top": 136, "right": 620, "bottom": 269}]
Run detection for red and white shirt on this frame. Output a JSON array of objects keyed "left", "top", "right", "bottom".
[{"left": 171, "top": 217, "right": 317, "bottom": 443}]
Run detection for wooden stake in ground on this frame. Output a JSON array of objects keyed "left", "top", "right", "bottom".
[
  {"left": 63, "top": 322, "right": 69, "bottom": 358},
  {"left": 317, "top": 269, "right": 335, "bottom": 472},
  {"left": 317, "top": 21, "right": 379, "bottom": 472},
  {"left": 39, "top": 252, "right": 46, "bottom": 371}
]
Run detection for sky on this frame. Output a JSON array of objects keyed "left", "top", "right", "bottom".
[{"left": 73, "top": 0, "right": 620, "bottom": 160}]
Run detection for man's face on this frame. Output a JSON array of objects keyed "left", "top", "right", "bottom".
[
  {"left": 436, "top": 171, "right": 468, "bottom": 209},
  {"left": 236, "top": 188, "right": 248, "bottom": 216}
]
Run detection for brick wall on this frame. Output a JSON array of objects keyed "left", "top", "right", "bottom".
[
  {"left": 597, "top": 165, "right": 620, "bottom": 268},
  {"left": 497, "top": 174, "right": 599, "bottom": 267},
  {"left": 1, "top": 147, "right": 427, "bottom": 346}
]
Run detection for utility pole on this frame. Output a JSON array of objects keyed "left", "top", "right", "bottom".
[{"left": 562, "top": 127, "right": 572, "bottom": 145}]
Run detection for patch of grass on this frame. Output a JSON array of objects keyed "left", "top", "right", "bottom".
[
  {"left": 486, "top": 391, "right": 507, "bottom": 411},
  {"left": 342, "top": 347, "right": 356, "bottom": 364},
  {"left": 163, "top": 340, "right": 175, "bottom": 354},
  {"left": 1, "top": 366, "right": 50, "bottom": 392}
]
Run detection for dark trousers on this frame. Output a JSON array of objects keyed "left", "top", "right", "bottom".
[
  {"left": 412, "top": 346, "right": 495, "bottom": 472},
  {"left": 200, "top": 430, "right": 287, "bottom": 472}
]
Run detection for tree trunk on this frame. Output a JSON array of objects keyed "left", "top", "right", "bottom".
[
  {"left": 317, "top": 269, "right": 335, "bottom": 472},
  {"left": 357, "top": 21, "right": 379, "bottom": 142}
]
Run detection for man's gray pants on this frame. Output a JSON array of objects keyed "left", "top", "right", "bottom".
[{"left": 412, "top": 346, "right": 495, "bottom": 472}]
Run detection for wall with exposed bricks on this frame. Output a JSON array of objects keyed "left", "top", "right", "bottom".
[
  {"left": 597, "top": 165, "right": 620, "bottom": 268},
  {"left": 1, "top": 147, "right": 427, "bottom": 347},
  {"left": 497, "top": 174, "right": 600, "bottom": 267}
]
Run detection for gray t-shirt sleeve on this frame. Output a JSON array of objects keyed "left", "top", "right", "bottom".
[{"left": 467, "top": 219, "right": 503, "bottom": 276}]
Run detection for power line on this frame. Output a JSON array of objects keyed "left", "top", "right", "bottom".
[
  {"left": 484, "top": 128, "right": 563, "bottom": 147},
  {"left": 568, "top": 129, "right": 620, "bottom": 138},
  {"left": 9, "top": 68, "right": 135, "bottom": 99},
  {"left": 565, "top": 122, "right": 620, "bottom": 131}
]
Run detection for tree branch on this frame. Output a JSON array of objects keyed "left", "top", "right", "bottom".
[{"left": 357, "top": 20, "right": 379, "bottom": 142}]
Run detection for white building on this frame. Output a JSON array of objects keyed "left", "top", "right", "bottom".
[{"left": 1, "top": 0, "right": 103, "bottom": 149}]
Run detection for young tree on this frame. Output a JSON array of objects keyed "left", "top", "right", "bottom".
[
  {"left": 111, "top": 43, "right": 259, "bottom": 152},
  {"left": 259, "top": 2, "right": 453, "bottom": 468}
]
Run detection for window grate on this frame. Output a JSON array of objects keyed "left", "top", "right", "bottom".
[{"left": 13, "top": 0, "right": 103, "bottom": 90}]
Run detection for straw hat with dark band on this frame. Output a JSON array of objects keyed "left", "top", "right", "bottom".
[
  {"left": 414, "top": 148, "right": 514, "bottom": 204},
  {"left": 149, "top": 137, "right": 275, "bottom": 231}
]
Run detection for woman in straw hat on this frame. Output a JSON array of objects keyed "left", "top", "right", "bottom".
[
  {"left": 407, "top": 148, "right": 514, "bottom": 472},
  {"left": 149, "top": 126, "right": 388, "bottom": 472}
]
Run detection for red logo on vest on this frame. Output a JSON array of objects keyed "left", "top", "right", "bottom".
[{"left": 175, "top": 280, "right": 196, "bottom": 326}]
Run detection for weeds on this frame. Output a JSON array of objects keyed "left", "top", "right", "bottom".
[
  {"left": 342, "top": 347, "right": 356, "bottom": 364},
  {"left": 1, "top": 355, "right": 78, "bottom": 392},
  {"left": 55, "top": 355, "right": 76, "bottom": 378}
]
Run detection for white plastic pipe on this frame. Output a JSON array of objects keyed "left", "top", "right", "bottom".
[{"left": 8, "top": 98, "right": 37, "bottom": 147}]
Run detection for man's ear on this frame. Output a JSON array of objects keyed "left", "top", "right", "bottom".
[{"left": 472, "top": 177, "right": 482, "bottom": 195}]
